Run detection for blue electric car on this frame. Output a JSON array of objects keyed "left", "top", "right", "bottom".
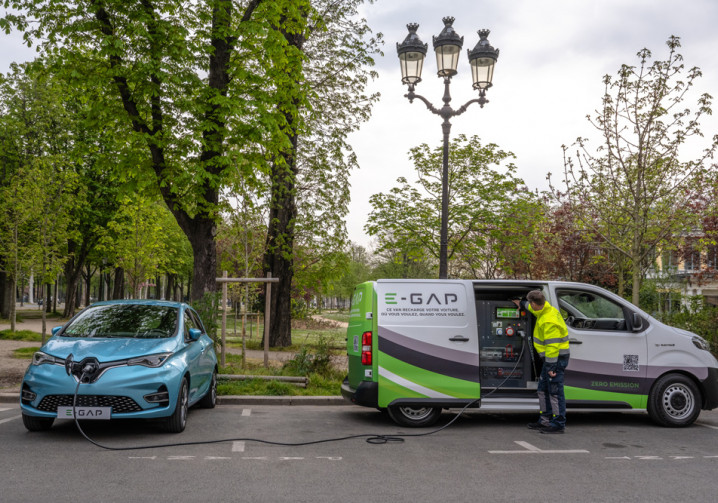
[{"left": 20, "top": 300, "right": 218, "bottom": 433}]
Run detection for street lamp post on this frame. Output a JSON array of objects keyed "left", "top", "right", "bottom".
[{"left": 397, "top": 17, "right": 499, "bottom": 279}]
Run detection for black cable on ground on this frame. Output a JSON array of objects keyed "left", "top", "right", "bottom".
[{"left": 73, "top": 341, "right": 526, "bottom": 451}]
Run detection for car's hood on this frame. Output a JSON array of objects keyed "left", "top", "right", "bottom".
[{"left": 42, "top": 337, "right": 179, "bottom": 362}]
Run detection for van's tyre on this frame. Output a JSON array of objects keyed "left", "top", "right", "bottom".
[
  {"left": 22, "top": 414, "right": 54, "bottom": 432},
  {"left": 648, "top": 374, "right": 701, "bottom": 427},
  {"left": 387, "top": 405, "right": 442, "bottom": 427},
  {"left": 198, "top": 370, "right": 217, "bottom": 409},
  {"left": 163, "top": 378, "right": 189, "bottom": 433}
]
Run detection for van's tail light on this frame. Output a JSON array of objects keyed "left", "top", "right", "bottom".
[{"left": 361, "top": 331, "right": 372, "bottom": 365}]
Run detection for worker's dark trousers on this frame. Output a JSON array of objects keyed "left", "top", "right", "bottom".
[{"left": 536, "top": 355, "right": 570, "bottom": 428}]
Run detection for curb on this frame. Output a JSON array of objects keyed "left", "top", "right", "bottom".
[{"left": 0, "top": 392, "right": 347, "bottom": 406}]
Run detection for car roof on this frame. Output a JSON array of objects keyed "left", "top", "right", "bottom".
[{"left": 88, "top": 299, "right": 189, "bottom": 309}]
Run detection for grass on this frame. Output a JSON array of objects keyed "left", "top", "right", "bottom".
[
  {"left": 217, "top": 351, "right": 343, "bottom": 396},
  {"left": 318, "top": 311, "right": 350, "bottom": 323},
  {"left": 0, "top": 330, "right": 43, "bottom": 342},
  {"left": 13, "top": 347, "right": 40, "bottom": 358}
]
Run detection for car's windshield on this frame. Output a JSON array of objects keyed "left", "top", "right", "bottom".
[{"left": 61, "top": 304, "right": 179, "bottom": 338}]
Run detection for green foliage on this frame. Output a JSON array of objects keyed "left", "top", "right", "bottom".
[
  {"left": 192, "top": 291, "right": 221, "bottom": 347},
  {"left": 366, "top": 134, "right": 536, "bottom": 278},
  {"left": 552, "top": 36, "right": 718, "bottom": 305},
  {"left": 282, "top": 335, "right": 333, "bottom": 377}
]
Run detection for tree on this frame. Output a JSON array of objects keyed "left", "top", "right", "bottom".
[
  {"left": 0, "top": 62, "right": 77, "bottom": 326},
  {"left": 552, "top": 36, "right": 718, "bottom": 305},
  {"left": 1, "top": 0, "right": 297, "bottom": 302},
  {"left": 262, "top": 0, "right": 380, "bottom": 346},
  {"left": 366, "top": 135, "right": 532, "bottom": 278}
]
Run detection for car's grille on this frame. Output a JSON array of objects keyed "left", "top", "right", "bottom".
[{"left": 37, "top": 395, "right": 143, "bottom": 413}]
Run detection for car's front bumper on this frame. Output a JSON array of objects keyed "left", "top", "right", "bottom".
[{"left": 20, "top": 361, "right": 185, "bottom": 419}]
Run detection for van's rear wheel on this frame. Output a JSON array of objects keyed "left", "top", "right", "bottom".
[
  {"left": 387, "top": 405, "right": 441, "bottom": 427},
  {"left": 648, "top": 374, "right": 701, "bottom": 427}
]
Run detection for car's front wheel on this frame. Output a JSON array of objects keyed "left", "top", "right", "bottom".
[
  {"left": 163, "top": 378, "right": 189, "bottom": 433},
  {"left": 198, "top": 370, "right": 217, "bottom": 409},
  {"left": 22, "top": 413, "right": 54, "bottom": 432}
]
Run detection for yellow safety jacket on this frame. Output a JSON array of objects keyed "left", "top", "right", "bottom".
[{"left": 527, "top": 301, "right": 570, "bottom": 364}]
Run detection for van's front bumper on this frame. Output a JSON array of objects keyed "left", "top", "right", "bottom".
[
  {"left": 341, "top": 378, "right": 378, "bottom": 408},
  {"left": 701, "top": 367, "right": 718, "bottom": 410}
]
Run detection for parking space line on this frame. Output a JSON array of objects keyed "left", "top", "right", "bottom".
[
  {"left": 233, "top": 441, "right": 245, "bottom": 452},
  {"left": 0, "top": 407, "right": 12, "bottom": 412},
  {"left": 489, "top": 441, "right": 589, "bottom": 454},
  {"left": 0, "top": 415, "right": 21, "bottom": 425},
  {"left": 697, "top": 422, "right": 718, "bottom": 430}
]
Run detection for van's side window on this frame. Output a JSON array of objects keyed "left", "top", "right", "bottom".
[{"left": 556, "top": 290, "right": 628, "bottom": 331}]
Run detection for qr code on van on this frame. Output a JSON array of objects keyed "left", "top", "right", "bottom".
[{"left": 623, "top": 354, "right": 639, "bottom": 372}]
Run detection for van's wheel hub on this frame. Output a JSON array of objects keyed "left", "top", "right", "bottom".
[
  {"left": 663, "top": 384, "right": 693, "bottom": 419},
  {"left": 399, "top": 407, "right": 434, "bottom": 421}
]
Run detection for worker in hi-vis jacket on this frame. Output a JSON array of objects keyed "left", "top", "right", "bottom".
[{"left": 513, "top": 290, "right": 570, "bottom": 434}]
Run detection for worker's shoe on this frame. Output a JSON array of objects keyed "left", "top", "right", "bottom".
[
  {"left": 539, "top": 425, "right": 565, "bottom": 434},
  {"left": 527, "top": 422, "right": 546, "bottom": 430}
]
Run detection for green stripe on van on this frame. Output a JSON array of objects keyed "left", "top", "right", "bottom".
[
  {"left": 565, "top": 386, "right": 647, "bottom": 409},
  {"left": 377, "top": 352, "right": 479, "bottom": 407}
]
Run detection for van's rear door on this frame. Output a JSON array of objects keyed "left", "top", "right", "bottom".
[{"left": 375, "top": 280, "right": 480, "bottom": 408}]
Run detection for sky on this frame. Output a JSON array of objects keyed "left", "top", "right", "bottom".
[{"left": 2, "top": 0, "right": 718, "bottom": 250}]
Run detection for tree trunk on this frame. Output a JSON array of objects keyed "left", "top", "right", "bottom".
[
  {"left": 112, "top": 267, "right": 125, "bottom": 300},
  {"left": 84, "top": 263, "right": 93, "bottom": 306},
  {"left": 0, "top": 269, "right": 10, "bottom": 319},
  {"left": 264, "top": 146, "right": 298, "bottom": 348}
]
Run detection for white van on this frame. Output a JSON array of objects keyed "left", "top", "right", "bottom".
[{"left": 341, "top": 280, "right": 718, "bottom": 427}]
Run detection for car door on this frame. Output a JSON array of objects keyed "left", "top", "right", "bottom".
[
  {"left": 551, "top": 286, "right": 648, "bottom": 410},
  {"left": 183, "top": 309, "right": 209, "bottom": 401}
]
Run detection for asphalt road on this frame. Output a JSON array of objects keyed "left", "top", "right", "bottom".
[{"left": 2, "top": 404, "right": 718, "bottom": 502}]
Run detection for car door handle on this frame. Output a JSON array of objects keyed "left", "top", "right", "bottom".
[
  {"left": 449, "top": 336, "right": 470, "bottom": 342},
  {"left": 569, "top": 338, "right": 583, "bottom": 345}
]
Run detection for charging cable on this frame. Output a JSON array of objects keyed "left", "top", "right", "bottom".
[{"left": 72, "top": 342, "right": 527, "bottom": 451}]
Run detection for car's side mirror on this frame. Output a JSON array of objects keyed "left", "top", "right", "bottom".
[
  {"left": 631, "top": 313, "right": 644, "bottom": 332},
  {"left": 51, "top": 326, "right": 63, "bottom": 336},
  {"left": 188, "top": 328, "right": 202, "bottom": 341}
]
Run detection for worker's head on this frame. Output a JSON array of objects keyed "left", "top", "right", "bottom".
[{"left": 526, "top": 290, "right": 546, "bottom": 310}]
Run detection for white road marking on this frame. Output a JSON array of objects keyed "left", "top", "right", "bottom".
[
  {"left": 242, "top": 457, "right": 268, "bottom": 460},
  {"left": 0, "top": 407, "right": 12, "bottom": 412},
  {"left": 232, "top": 441, "right": 245, "bottom": 452},
  {"left": 167, "top": 456, "right": 195, "bottom": 460},
  {"left": 242, "top": 409, "right": 251, "bottom": 417},
  {"left": 129, "top": 456, "right": 157, "bottom": 460},
  {"left": 605, "top": 456, "right": 631, "bottom": 460},
  {"left": 0, "top": 415, "right": 21, "bottom": 425},
  {"left": 697, "top": 422, "right": 718, "bottom": 430},
  {"left": 489, "top": 441, "right": 589, "bottom": 454},
  {"left": 279, "top": 457, "right": 304, "bottom": 460},
  {"left": 205, "top": 456, "right": 232, "bottom": 460}
]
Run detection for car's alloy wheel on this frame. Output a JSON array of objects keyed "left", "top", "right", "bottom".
[
  {"left": 163, "top": 378, "right": 189, "bottom": 433},
  {"left": 199, "top": 370, "right": 217, "bottom": 409}
]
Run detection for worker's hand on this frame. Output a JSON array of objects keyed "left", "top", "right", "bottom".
[
  {"left": 511, "top": 299, "right": 520, "bottom": 307},
  {"left": 548, "top": 370, "right": 557, "bottom": 378}
]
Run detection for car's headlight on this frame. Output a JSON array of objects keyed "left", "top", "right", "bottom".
[
  {"left": 692, "top": 336, "right": 711, "bottom": 352},
  {"left": 127, "top": 352, "right": 173, "bottom": 368},
  {"left": 31, "top": 351, "right": 64, "bottom": 366}
]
